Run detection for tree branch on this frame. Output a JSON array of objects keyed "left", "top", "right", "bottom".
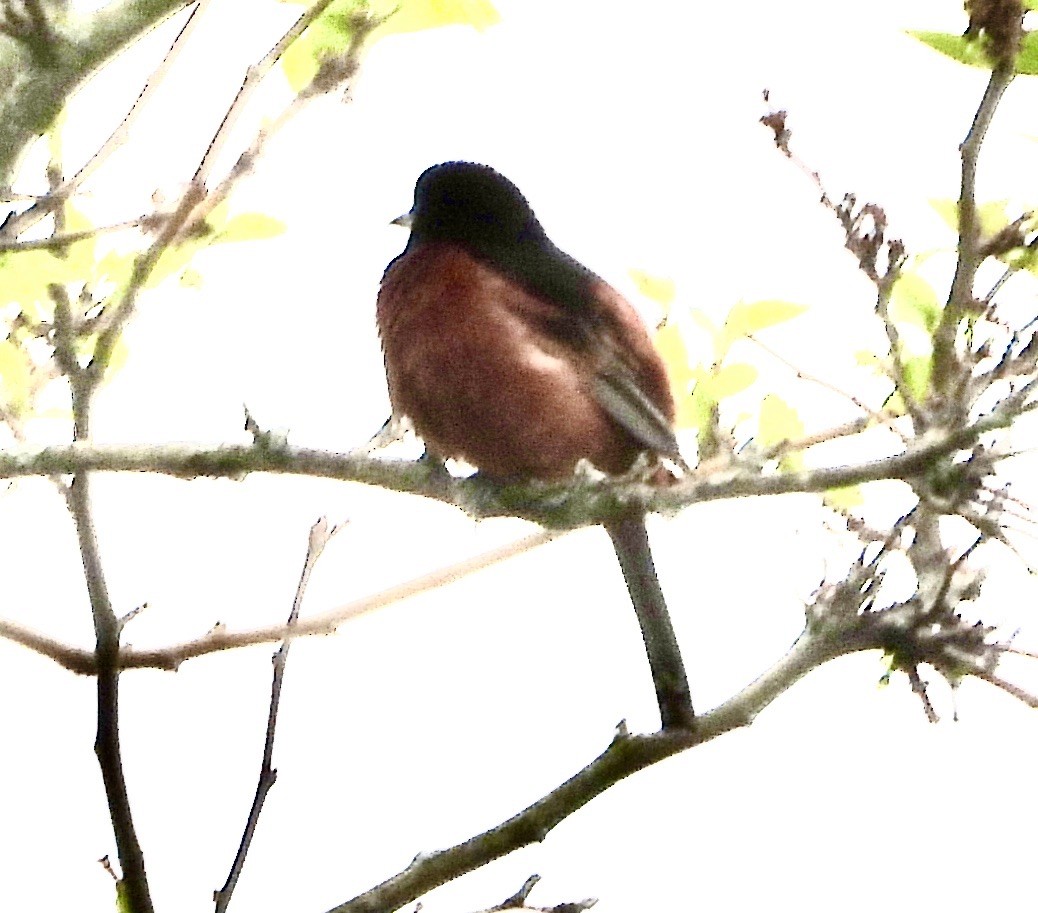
[
  {"left": 214, "top": 517, "right": 342, "bottom": 913},
  {"left": 932, "top": 61, "right": 1016, "bottom": 399},
  {"left": 0, "top": 530, "right": 562, "bottom": 674},
  {"left": 0, "top": 0, "right": 194, "bottom": 183},
  {"left": 1, "top": 0, "right": 207, "bottom": 238},
  {"left": 64, "top": 473, "right": 154, "bottom": 913},
  {"left": 323, "top": 614, "right": 886, "bottom": 913},
  {"left": 0, "top": 411, "right": 1019, "bottom": 524}
]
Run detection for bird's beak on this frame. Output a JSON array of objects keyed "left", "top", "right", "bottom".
[{"left": 391, "top": 210, "right": 414, "bottom": 228}]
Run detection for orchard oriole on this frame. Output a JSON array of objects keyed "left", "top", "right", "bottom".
[{"left": 377, "top": 162, "right": 694, "bottom": 730}]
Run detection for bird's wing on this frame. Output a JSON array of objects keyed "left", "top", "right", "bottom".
[{"left": 591, "top": 364, "right": 681, "bottom": 460}]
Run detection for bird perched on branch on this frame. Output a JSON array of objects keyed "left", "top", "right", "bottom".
[{"left": 376, "top": 161, "right": 694, "bottom": 730}]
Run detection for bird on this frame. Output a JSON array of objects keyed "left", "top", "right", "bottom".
[{"left": 376, "top": 161, "right": 694, "bottom": 730}]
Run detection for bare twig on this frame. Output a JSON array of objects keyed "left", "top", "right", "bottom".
[
  {"left": 0, "top": 529, "right": 561, "bottom": 674},
  {"left": 762, "top": 416, "right": 873, "bottom": 460},
  {"left": 188, "top": 6, "right": 387, "bottom": 230},
  {"left": 0, "top": 617, "right": 97, "bottom": 673},
  {"left": 747, "top": 333, "right": 907, "bottom": 441},
  {"left": 42, "top": 78, "right": 173, "bottom": 913},
  {"left": 84, "top": 180, "right": 205, "bottom": 392},
  {"left": 474, "top": 875, "right": 596, "bottom": 913},
  {"left": 193, "top": 0, "right": 340, "bottom": 186},
  {"left": 0, "top": 217, "right": 145, "bottom": 252},
  {"left": 976, "top": 670, "right": 1038, "bottom": 707},
  {"left": 65, "top": 473, "right": 154, "bottom": 913},
  {"left": 759, "top": 94, "right": 915, "bottom": 424},
  {"left": 1, "top": 1, "right": 210, "bottom": 240},
  {"left": 214, "top": 517, "right": 343, "bottom": 913},
  {"left": 322, "top": 621, "right": 877, "bottom": 913}
]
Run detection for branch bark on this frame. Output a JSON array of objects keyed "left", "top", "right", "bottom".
[
  {"left": 0, "top": 410, "right": 1018, "bottom": 524},
  {"left": 325, "top": 619, "right": 877, "bottom": 913}
]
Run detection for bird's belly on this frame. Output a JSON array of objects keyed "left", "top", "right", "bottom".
[{"left": 386, "top": 314, "right": 636, "bottom": 480}]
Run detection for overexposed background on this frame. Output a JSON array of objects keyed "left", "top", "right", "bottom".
[{"left": 3, "top": 1, "right": 1038, "bottom": 911}]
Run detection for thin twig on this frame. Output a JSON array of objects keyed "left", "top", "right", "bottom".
[
  {"left": 193, "top": 0, "right": 340, "bottom": 186},
  {"left": 1, "top": 1, "right": 210, "bottom": 240},
  {"left": 976, "top": 670, "right": 1038, "bottom": 707},
  {"left": 0, "top": 217, "right": 145, "bottom": 252},
  {"left": 983, "top": 234, "right": 1038, "bottom": 304},
  {"left": 0, "top": 529, "right": 562, "bottom": 674},
  {"left": 474, "top": 874, "right": 597, "bottom": 913},
  {"left": 747, "top": 333, "right": 907, "bottom": 441},
  {"left": 214, "top": 517, "right": 343, "bottom": 913},
  {"left": 83, "top": 180, "right": 205, "bottom": 391},
  {"left": 48, "top": 112, "right": 157, "bottom": 913},
  {"left": 874, "top": 267, "right": 921, "bottom": 426},
  {"left": 762, "top": 416, "right": 873, "bottom": 460},
  {"left": 759, "top": 95, "right": 917, "bottom": 425},
  {"left": 188, "top": 7, "right": 386, "bottom": 230}
]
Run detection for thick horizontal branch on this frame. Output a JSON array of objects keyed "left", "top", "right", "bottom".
[{"left": 0, "top": 413, "right": 1011, "bottom": 527}]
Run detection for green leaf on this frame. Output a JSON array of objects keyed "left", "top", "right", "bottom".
[
  {"left": 824, "top": 485, "right": 864, "bottom": 509},
  {"left": 854, "top": 349, "right": 881, "bottom": 369},
  {"left": 371, "top": 0, "right": 500, "bottom": 39},
  {"left": 281, "top": 0, "right": 500, "bottom": 90},
  {"left": 929, "top": 198, "right": 1010, "bottom": 236},
  {"left": 115, "top": 880, "right": 132, "bottom": 913},
  {"left": 93, "top": 250, "right": 136, "bottom": 289},
  {"left": 884, "top": 353, "right": 933, "bottom": 416},
  {"left": 911, "top": 28, "right": 1038, "bottom": 76},
  {"left": 629, "top": 268, "right": 676, "bottom": 306},
  {"left": 978, "top": 200, "right": 1013, "bottom": 236},
  {"left": 890, "top": 272, "right": 941, "bottom": 333},
  {"left": 901, "top": 354, "right": 932, "bottom": 403},
  {"left": 58, "top": 202, "right": 98, "bottom": 276},
  {"left": 1016, "top": 32, "right": 1038, "bottom": 76},
  {"left": 145, "top": 241, "right": 202, "bottom": 289},
  {"left": 213, "top": 213, "right": 286, "bottom": 244},
  {"left": 0, "top": 249, "right": 76, "bottom": 307},
  {"left": 724, "top": 299, "right": 806, "bottom": 339},
  {"left": 654, "top": 321, "right": 696, "bottom": 404},
  {"left": 281, "top": 0, "right": 361, "bottom": 92},
  {"left": 179, "top": 268, "right": 204, "bottom": 288},
  {"left": 705, "top": 362, "right": 757, "bottom": 400},
  {"left": 757, "top": 393, "right": 804, "bottom": 450},
  {"left": 909, "top": 31, "right": 993, "bottom": 69},
  {"left": 685, "top": 376, "right": 719, "bottom": 439},
  {"left": 0, "top": 339, "right": 34, "bottom": 416},
  {"left": 929, "top": 198, "right": 957, "bottom": 231}
]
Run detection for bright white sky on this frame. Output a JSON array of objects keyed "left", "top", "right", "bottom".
[{"left": 3, "top": 1, "right": 1038, "bottom": 911}]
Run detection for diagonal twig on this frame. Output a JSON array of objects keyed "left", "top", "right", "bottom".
[
  {"left": 1, "top": 0, "right": 211, "bottom": 240},
  {"left": 214, "top": 517, "right": 344, "bottom": 913},
  {"left": 0, "top": 529, "right": 562, "bottom": 674}
]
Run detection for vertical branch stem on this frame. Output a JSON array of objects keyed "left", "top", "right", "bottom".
[
  {"left": 214, "top": 518, "right": 341, "bottom": 913},
  {"left": 56, "top": 216, "right": 155, "bottom": 913},
  {"left": 933, "top": 62, "right": 1015, "bottom": 396},
  {"left": 66, "top": 475, "right": 154, "bottom": 913}
]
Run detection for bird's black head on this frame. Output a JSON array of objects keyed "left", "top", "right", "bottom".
[
  {"left": 393, "top": 162, "right": 600, "bottom": 346},
  {"left": 401, "top": 162, "right": 547, "bottom": 249}
]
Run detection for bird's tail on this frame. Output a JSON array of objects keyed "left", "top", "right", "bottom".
[{"left": 606, "top": 516, "right": 694, "bottom": 730}]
